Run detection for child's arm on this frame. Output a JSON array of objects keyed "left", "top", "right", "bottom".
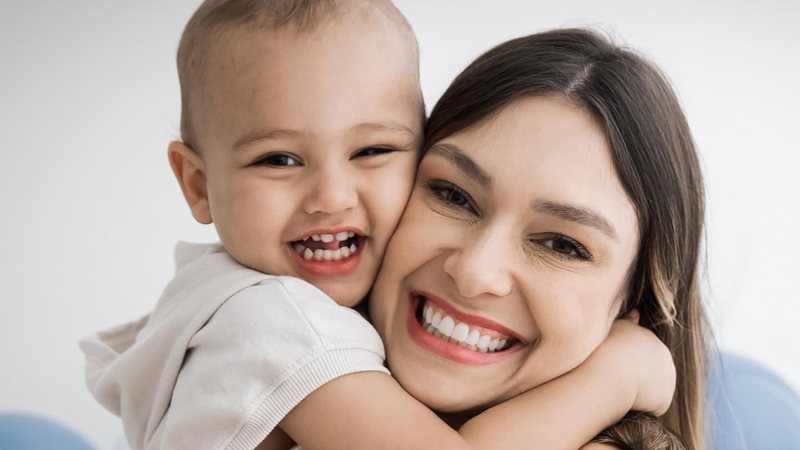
[{"left": 279, "top": 318, "right": 675, "bottom": 450}]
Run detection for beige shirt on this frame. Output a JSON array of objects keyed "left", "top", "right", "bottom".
[{"left": 80, "top": 242, "right": 388, "bottom": 450}]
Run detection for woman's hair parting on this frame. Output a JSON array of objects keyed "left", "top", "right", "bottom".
[{"left": 424, "top": 28, "right": 710, "bottom": 449}]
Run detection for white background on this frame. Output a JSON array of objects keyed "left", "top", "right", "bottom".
[{"left": 1, "top": 1, "right": 799, "bottom": 448}]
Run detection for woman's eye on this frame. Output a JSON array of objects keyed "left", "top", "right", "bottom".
[
  {"left": 257, "top": 153, "right": 301, "bottom": 167},
  {"left": 425, "top": 180, "right": 478, "bottom": 215},
  {"left": 535, "top": 234, "right": 592, "bottom": 261},
  {"left": 353, "top": 147, "right": 395, "bottom": 158}
]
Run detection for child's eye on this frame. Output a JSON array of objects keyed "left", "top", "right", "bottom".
[
  {"left": 256, "top": 153, "right": 301, "bottom": 167},
  {"left": 531, "top": 234, "right": 592, "bottom": 261},
  {"left": 352, "top": 147, "right": 395, "bottom": 159},
  {"left": 425, "top": 180, "right": 479, "bottom": 216}
]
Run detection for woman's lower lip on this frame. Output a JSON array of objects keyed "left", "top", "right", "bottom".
[
  {"left": 405, "top": 294, "right": 522, "bottom": 366},
  {"left": 287, "top": 242, "right": 364, "bottom": 276}
]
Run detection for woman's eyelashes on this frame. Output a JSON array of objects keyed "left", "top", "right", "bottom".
[
  {"left": 424, "top": 179, "right": 480, "bottom": 216},
  {"left": 424, "top": 178, "right": 593, "bottom": 262},
  {"left": 530, "top": 234, "right": 592, "bottom": 262}
]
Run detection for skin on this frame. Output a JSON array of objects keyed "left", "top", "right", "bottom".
[
  {"left": 169, "top": 11, "right": 671, "bottom": 450},
  {"left": 169, "top": 9, "right": 422, "bottom": 308},
  {"left": 370, "top": 95, "right": 642, "bottom": 413},
  {"left": 274, "top": 95, "right": 672, "bottom": 450}
]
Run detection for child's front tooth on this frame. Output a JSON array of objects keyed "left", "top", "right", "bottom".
[
  {"left": 323, "top": 249, "right": 333, "bottom": 261},
  {"left": 335, "top": 231, "right": 349, "bottom": 241},
  {"left": 332, "top": 249, "right": 343, "bottom": 260},
  {"left": 311, "top": 234, "right": 321, "bottom": 241},
  {"left": 313, "top": 249, "right": 324, "bottom": 260},
  {"left": 320, "top": 234, "right": 334, "bottom": 243}
]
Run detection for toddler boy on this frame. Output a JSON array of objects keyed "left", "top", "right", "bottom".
[{"left": 81, "top": 0, "right": 423, "bottom": 448}]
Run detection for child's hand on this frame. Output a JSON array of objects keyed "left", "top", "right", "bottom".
[{"left": 589, "top": 311, "right": 676, "bottom": 416}]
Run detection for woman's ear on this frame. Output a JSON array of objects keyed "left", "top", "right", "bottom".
[{"left": 168, "top": 141, "right": 212, "bottom": 224}]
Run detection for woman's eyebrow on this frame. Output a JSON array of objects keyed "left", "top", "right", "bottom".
[
  {"left": 532, "top": 200, "right": 618, "bottom": 240},
  {"left": 428, "top": 143, "right": 492, "bottom": 189}
]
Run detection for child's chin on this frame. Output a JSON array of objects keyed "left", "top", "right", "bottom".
[{"left": 325, "top": 287, "right": 368, "bottom": 308}]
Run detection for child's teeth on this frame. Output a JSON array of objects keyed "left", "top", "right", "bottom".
[
  {"left": 311, "top": 234, "right": 321, "bottom": 241},
  {"left": 498, "top": 339, "right": 507, "bottom": 350},
  {"left": 349, "top": 244, "right": 357, "bottom": 254},
  {"left": 323, "top": 249, "right": 333, "bottom": 261},
  {"left": 341, "top": 246, "right": 351, "bottom": 257},
  {"left": 320, "top": 234, "right": 334, "bottom": 243},
  {"left": 335, "top": 231, "right": 349, "bottom": 241},
  {"left": 488, "top": 338, "right": 499, "bottom": 352},
  {"left": 313, "top": 249, "right": 324, "bottom": 260},
  {"left": 303, "top": 248, "right": 313, "bottom": 260},
  {"left": 348, "top": 231, "right": 355, "bottom": 238},
  {"left": 332, "top": 249, "right": 342, "bottom": 260},
  {"left": 293, "top": 243, "right": 304, "bottom": 253}
]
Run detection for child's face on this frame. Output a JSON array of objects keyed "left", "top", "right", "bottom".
[{"left": 180, "top": 17, "right": 422, "bottom": 306}]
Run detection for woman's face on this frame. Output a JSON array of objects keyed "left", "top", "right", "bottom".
[{"left": 369, "top": 95, "right": 640, "bottom": 412}]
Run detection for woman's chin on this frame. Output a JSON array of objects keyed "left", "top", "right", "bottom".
[{"left": 389, "top": 362, "right": 488, "bottom": 413}]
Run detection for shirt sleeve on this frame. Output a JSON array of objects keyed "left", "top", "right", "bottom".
[{"left": 154, "top": 276, "right": 388, "bottom": 450}]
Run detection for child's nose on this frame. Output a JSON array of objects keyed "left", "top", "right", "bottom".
[{"left": 302, "top": 167, "right": 358, "bottom": 215}]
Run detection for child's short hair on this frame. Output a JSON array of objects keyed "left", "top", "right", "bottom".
[{"left": 176, "top": 0, "right": 418, "bottom": 151}]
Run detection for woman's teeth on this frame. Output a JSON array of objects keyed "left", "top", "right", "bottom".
[
  {"left": 292, "top": 232, "right": 359, "bottom": 262},
  {"left": 420, "top": 302, "right": 511, "bottom": 353}
]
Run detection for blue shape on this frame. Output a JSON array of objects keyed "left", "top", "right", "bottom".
[
  {"left": 708, "top": 352, "right": 800, "bottom": 450},
  {"left": 0, "top": 412, "right": 94, "bottom": 450}
]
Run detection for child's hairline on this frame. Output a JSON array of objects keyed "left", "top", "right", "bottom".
[{"left": 176, "top": 0, "right": 421, "bottom": 155}]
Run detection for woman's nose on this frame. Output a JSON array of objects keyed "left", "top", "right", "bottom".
[
  {"left": 442, "top": 231, "right": 513, "bottom": 299},
  {"left": 302, "top": 167, "right": 358, "bottom": 215}
]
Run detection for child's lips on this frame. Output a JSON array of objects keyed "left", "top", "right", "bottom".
[{"left": 286, "top": 229, "right": 367, "bottom": 276}]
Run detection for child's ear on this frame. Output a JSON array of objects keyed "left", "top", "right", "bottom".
[{"left": 168, "top": 141, "right": 212, "bottom": 225}]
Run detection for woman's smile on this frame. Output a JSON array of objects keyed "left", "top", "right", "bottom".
[
  {"left": 370, "top": 95, "right": 639, "bottom": 411},
  {"left": 406, "top": 291, "right": 528, "bottom": 365}
]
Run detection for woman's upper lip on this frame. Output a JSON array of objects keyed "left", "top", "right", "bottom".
[{"left": 412, "top": 290, "right": 529, "bottom": 344}]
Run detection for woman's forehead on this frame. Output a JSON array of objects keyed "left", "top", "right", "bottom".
[{"left": 426, "top": 96, "right": 638, "bottom": 240}]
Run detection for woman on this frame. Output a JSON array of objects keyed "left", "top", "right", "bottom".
[{"left": 369, "top": 28, "right": 709, "bottom": 448}]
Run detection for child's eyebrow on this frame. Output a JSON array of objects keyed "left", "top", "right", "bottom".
[
  {"left": 234, "top": 128, "right": 303, "bottom": 151},
  {"left": 350, "top": 122, "right": 416, "bottom": 136}
]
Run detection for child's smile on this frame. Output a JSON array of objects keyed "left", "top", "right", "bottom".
[
  {"left": 169, "top": 9, "right": 423, "bottom": 308},
  {"left": 288, "top": 228, "right": 366, "bottom": 276}
]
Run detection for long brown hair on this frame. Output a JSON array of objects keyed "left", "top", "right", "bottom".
[{"left": 424, "top": 29, "right": 710, "bottom": 449}]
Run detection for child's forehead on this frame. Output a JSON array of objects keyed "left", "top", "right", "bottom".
[{"left": 192, "top": 20, "right": 422, "bottom": 146}]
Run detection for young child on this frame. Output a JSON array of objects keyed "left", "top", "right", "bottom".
[{"left": 80, "top": 1, "right": 675, "bottom": 449}]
